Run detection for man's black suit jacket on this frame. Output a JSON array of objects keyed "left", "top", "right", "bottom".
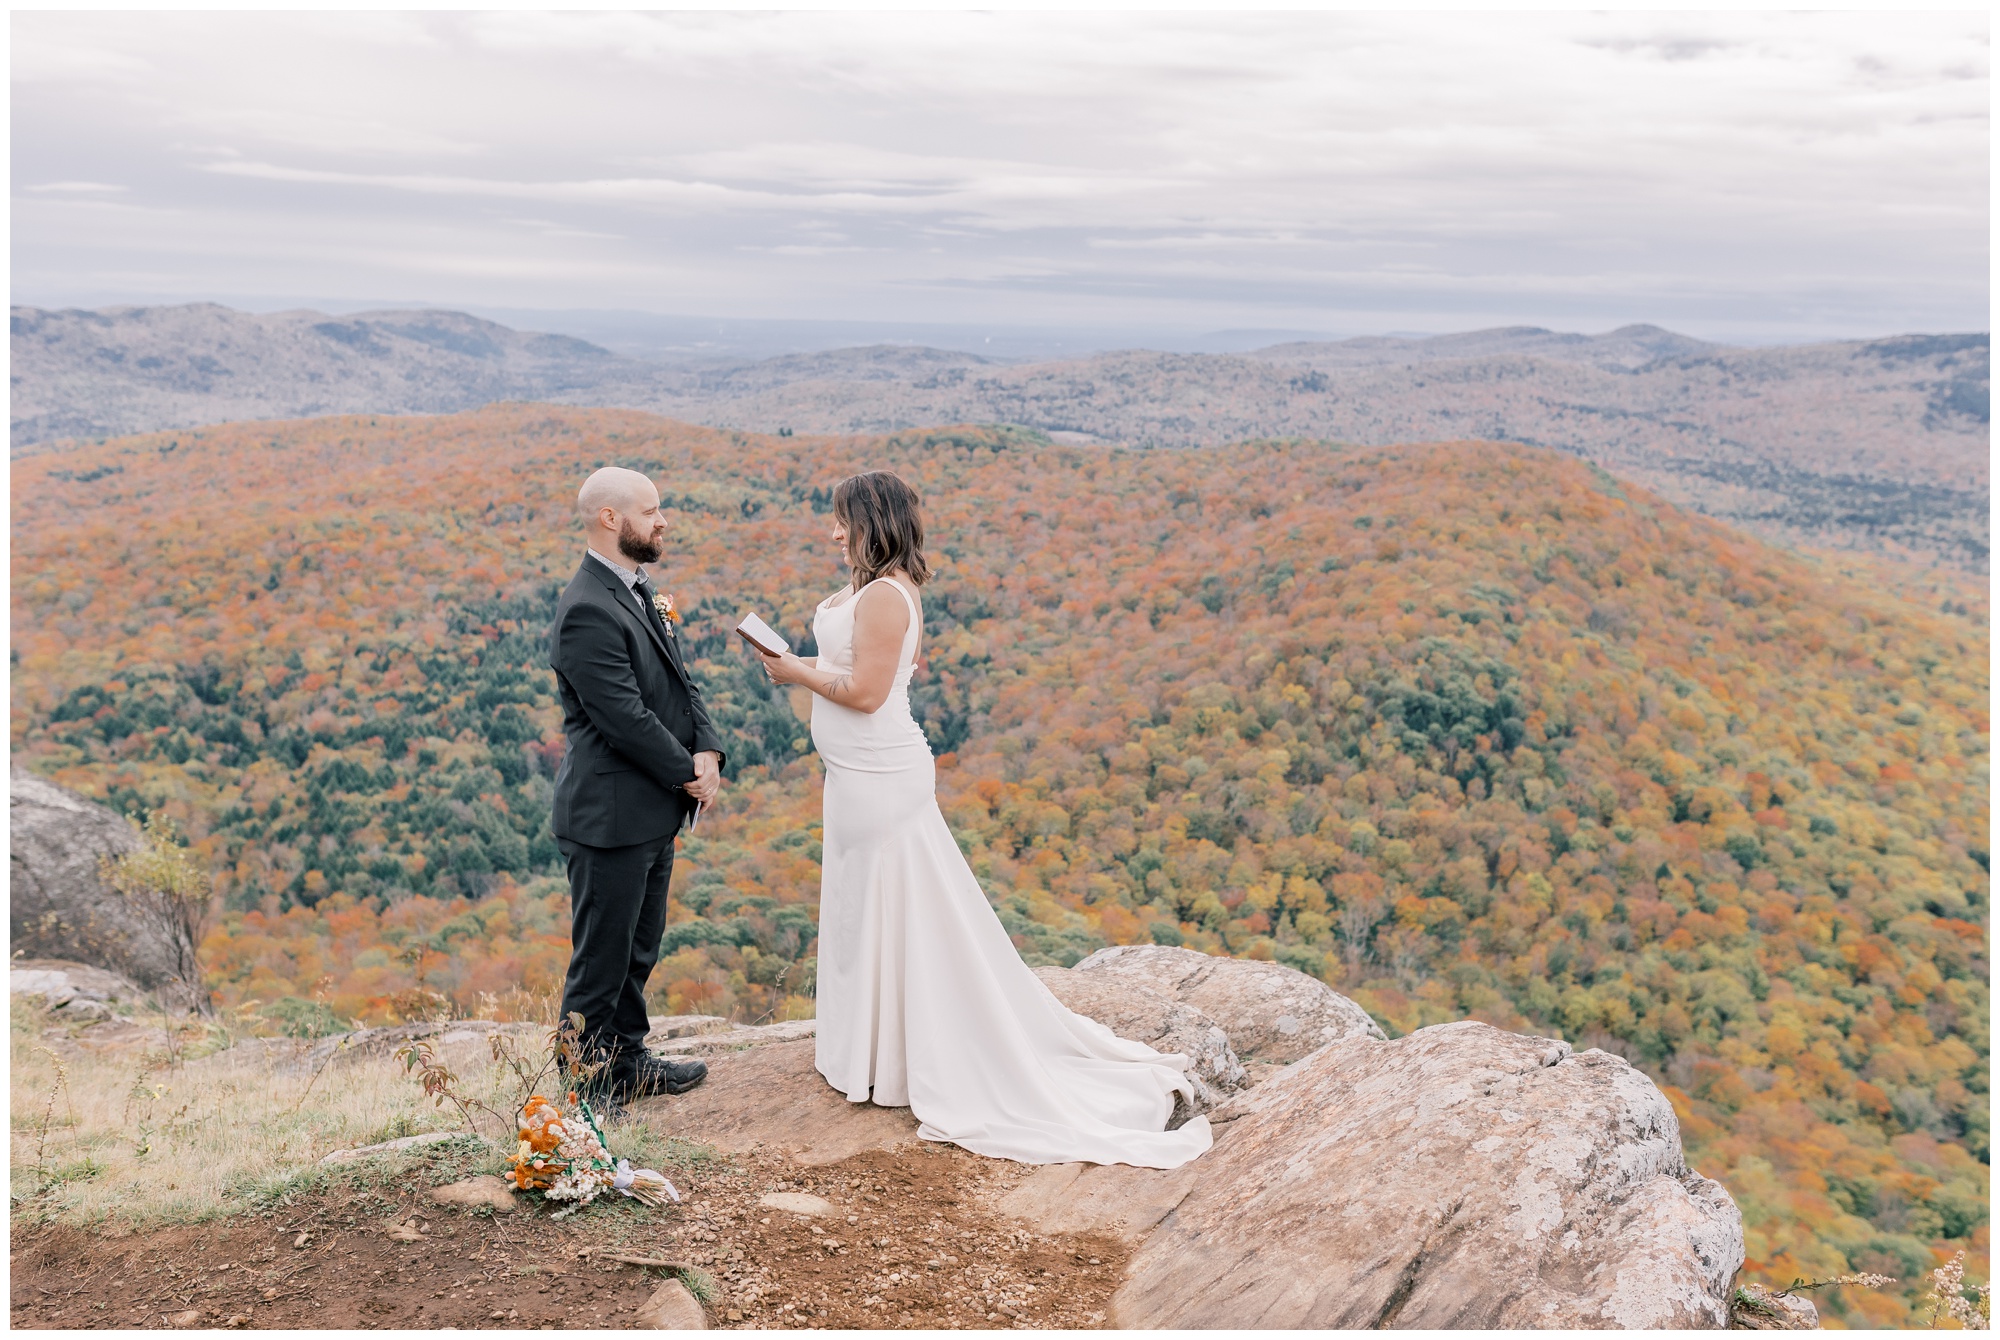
[{"left": 549, "top": 556, "right": 725, "bottom": 848}]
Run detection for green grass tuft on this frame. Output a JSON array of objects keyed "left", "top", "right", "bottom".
[{"left": 677, "top": 1267, "right": 718, "bottom": 1304}]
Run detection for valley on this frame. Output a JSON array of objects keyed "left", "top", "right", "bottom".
[{"left": 8, "top": 407, "right": 1988, "bottom": 1320}]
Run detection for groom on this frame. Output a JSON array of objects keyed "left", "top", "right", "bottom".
[{"left": 549, "top": 466, "right": 724, "bottom": 1109}]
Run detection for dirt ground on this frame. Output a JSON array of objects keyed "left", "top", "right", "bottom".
[{"left": 10, "top": 1139, "right": 1126, "bottom": 1330}]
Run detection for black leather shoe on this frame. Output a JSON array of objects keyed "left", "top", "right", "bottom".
[{"left": 630, "top": 1054, "right": 708, "bottom": 1097}]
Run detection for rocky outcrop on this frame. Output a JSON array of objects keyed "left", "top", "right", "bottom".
[
  {"left": 10, "top": 959, "right": 151, "bottom": 1023},
  {"left": 1106, "top": 1020, "right": 1743, "bottom": 1328},
  {"left": 1033, "top": 965, "right": 1245, "bottom": 1123},
  {"left": 635, "top": 981, "right": 1744, "bottom": 1329},
  {"left": 8, "top": 769, "right": 174, "bottom": 987},
  {"left": 301, "top": 1019, "right": 537, "bottom": 1069},
  {"left": 648, "top": 1019, "right": 818, "bottom": 1057},
  {"left": 648, "top": 1015, "right": 739, "bottom": 1040},
  {"left": 1071, "top": 944, "right": 1385, "bottom": 1062}
]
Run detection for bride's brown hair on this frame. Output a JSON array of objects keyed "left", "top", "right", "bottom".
[{"left": 834, "top": 470, "right": 932, "bottom": 589}]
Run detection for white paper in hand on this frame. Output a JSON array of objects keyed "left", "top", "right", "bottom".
[{"left": 735, "top": 612, "right": 789, "bottom": 656}]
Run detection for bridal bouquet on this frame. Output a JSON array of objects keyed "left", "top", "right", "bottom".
[{"left": 510, "top": 1093, "right": 679, "bottom": 1215}]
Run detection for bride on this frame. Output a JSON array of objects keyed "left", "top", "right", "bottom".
[{"left": 755, "top": 470, "right": 1211, "bottom": 1169}]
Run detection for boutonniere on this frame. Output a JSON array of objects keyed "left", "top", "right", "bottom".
[{"left": 653, "top": 590, "right": 682, "bottom": 633}]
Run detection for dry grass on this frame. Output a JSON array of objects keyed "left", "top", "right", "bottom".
[{"left": 6, "top": 1001, "right": 647, "bottom": 1230}]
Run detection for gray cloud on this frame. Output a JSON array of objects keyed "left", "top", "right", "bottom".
[{"left": 10, "top": 11, "right": 1988, "bottom": 341}]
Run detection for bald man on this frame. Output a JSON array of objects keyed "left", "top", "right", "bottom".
[{"left": 549, "top": 466, "right": 724, "bottom": 1111}]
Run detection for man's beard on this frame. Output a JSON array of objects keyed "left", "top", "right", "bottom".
[{"left": 618, "top": 519, "right": 665, "bottom": 565}]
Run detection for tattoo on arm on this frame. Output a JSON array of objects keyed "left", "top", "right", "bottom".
[{"left": 821, "top": 672, "right": 853, "bottom": 701}]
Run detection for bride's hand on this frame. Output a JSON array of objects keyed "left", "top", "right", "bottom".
[{"left": 760, "top": 650, "right": 810, "bottom": 686}]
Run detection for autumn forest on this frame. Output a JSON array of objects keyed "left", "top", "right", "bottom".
[{"left": 10, "top": 406, "right": 1988, "bottom": 1323}]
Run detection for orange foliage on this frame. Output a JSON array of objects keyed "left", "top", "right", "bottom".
[{"left": 11, "top": 407, "right": 1987, "bottom": 1319}]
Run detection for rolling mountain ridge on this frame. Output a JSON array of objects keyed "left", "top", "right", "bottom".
[
  {"left": 9, "top": 304, "right": 626, "bottom": 448},
  {"left": 12, "top": 303, "right": 1988, "bottom": 567}
]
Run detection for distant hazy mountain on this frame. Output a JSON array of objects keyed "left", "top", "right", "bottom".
[
  {"left": 1247, "top": 323, "right": 1721, "bottom": 371},
  {"left": 576, "top": 329, "right": 1988, "bottom": 568},
  {"left": 456, "top": 307, "right": 1317, "bottom": 361},
  {"left": 9, "top": 303, "right": 632, "bottom": 447},
  {"left": 13, "top": 303, "right": 1988, "bottom": 567}
]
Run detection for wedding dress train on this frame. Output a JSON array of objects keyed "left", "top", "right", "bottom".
[{"left": 810, "top": 577, "right": 1211, "bottom": 1169}]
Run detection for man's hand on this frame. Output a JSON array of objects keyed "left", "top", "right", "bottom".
[{"left": 685, "top": 750, "right": 723, "bottom": 806}]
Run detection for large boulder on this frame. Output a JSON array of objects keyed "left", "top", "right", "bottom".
[
  {"left": 1108, "top": 1020, "right": 1744, "bottom": 1329},
  {"left": 1072, "top": 944, "right": 1385, "bottom": 1062},
  {"left": 9, "top": 766, "right": 176, "bottom": 987},
  {"left": 1034, "top": 965, "right": 1246, "bottom": 1124}
]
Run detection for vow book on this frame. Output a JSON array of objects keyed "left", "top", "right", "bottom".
[{"left": 736, "top": 612, "right": 789, "bottom": 656}]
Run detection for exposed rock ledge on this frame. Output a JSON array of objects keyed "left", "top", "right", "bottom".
[
  {"left": 636, "top": 948, "right": 1761, "bottom": 1329},
  {"left": 1102, "top": 1021, "right": 1742, "bottom": 1328}
]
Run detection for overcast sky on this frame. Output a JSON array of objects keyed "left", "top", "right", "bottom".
[{"left": 12, "top": 11, "right": 1990, "bottom": 342}]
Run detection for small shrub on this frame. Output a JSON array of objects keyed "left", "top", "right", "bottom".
[
  {"left": 267, "top": 996, "right": 345, "bottom": 1039},
  {"left": 100, "top": 814, "right": 215, "bottom": 1015}
]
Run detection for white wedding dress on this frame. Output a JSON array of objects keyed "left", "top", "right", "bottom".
[{"left": 810, "top": 577, "right": 1212, "bottom": 1169}]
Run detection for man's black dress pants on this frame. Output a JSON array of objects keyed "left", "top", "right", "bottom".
[{"left": 557, "top": 832, "right": 673, "bottom": 1093}]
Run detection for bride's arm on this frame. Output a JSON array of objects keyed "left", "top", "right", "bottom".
[{"left": 761, "top": 585, "right": 908, "bottom": 713}]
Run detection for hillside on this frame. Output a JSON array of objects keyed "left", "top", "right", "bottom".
[
  {"left": 13, "top": 303, "right": 1988, "bottom": 567},
  {"left": 9, "top": 406, "right": 1987, "bottom": 1322}
]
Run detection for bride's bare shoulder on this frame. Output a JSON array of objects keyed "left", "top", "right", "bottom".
[
  {"left": 866, "top": 573, "right": 920, "bottom": 604},
  {"left": 855, "top": 576, "right": 918, "bottom": 619}
]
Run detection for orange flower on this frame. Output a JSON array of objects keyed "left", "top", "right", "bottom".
[{"left": 512, "top": 1095, "right": 572, "bottom": 1188}]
